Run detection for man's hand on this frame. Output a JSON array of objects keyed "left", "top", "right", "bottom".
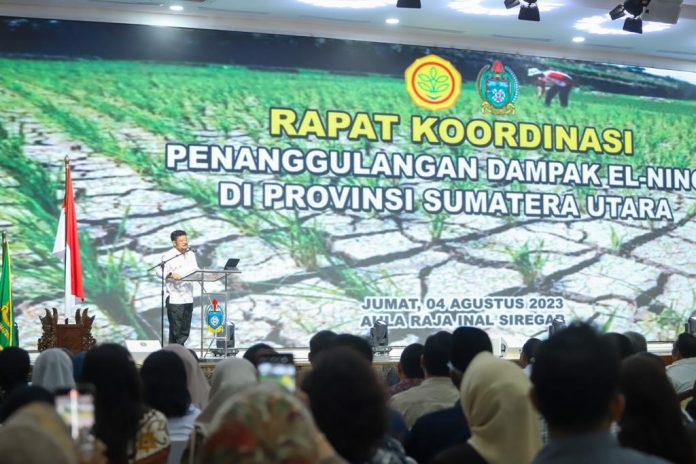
[{"left": 170, "top": 272, "right": 182, "bottom": 280}]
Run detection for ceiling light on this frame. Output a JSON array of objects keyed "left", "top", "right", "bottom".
[
  {"left": 572, "top": 36, "right": 585, "bottom": 43},
  {"left": 169, "top": 4, "right": 183, "bottom": 11},
  {"left": 575, "top": 14, "right": 670, "bottom": 35},
  {"left": 297, "top": 0, "right": 393, "bottom": 8},
  {"left": 385, "top": 17, "right": 400, "bottom": 24},
  {"left": 518, "top": 1, "right": 540, "bottom": 21},
  {"left": 504, "top": 0, "right": 520, "bottom": 8},
  {"left": 397, "top": 0, "right": 421, "bottom": 8},
  {"left": 623, "top": 16, "right": 643, "bottom": 33}
]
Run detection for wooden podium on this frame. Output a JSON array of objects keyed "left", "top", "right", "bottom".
[{"left": 38, "top": 308, "right": 97, "bottom": 355}]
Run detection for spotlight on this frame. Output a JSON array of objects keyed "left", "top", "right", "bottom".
[
  {"left": 548, "top": 316, "right": 566, "bottom": 337},
  {"left": 623, "top": 16, "right": 643, "bottom": 33},
  {"left": 396, "top": 0, "right": 421, "bottom": 8},
  {"left": 212, "top": 322, "right": 239, "bottom": 357},
  {"left": 686, "top": 315, "right": 696, "bottom": 335},
  {"left": 518, "top": 1, "right": 540, "bottom": 21},
  {"left": 504, "top": 0, "right": 520, "bottom": 9},
  {"left": 370, "top": 320, "right": 391, "bottom": 355},
  {"left": 609, "top": 4, "right": 626, "bottom": 20}
]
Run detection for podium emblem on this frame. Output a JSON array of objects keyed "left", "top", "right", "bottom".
[{"left": 205, "top": 298, "right": 224, "bottom": 334}]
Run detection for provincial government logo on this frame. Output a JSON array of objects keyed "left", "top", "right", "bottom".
[
  {"left": 477, "top": 60, "right": 519, "bottom": 115},
  {"left": 205, "top": 298, "right": 224, "bottom": 334},
  {"left": 405, "top": 54, "right": 462, "bottom": 111}
]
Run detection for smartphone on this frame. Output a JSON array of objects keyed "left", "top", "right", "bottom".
[
  {"left": 257, "top": 353, "right": 296, "bottom": 392},
  {"left": 55, "top": 385, "right": 96, "bottom": 453}
]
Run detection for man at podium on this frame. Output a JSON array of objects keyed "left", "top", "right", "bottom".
[{"left": 156, "top": 230, "right": 199, "bottom": 344}]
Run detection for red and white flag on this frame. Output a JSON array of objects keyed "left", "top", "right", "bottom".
[{"left": 52, "top": 161, "right": 84, "bottom": 312}]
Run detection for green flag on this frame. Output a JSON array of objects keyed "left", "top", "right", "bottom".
[{"left": 0, "top": 232, "right": 15, "bottom": 349}]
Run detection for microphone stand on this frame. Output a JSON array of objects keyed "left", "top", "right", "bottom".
[{"left": 147, "top": 250, "right": 189, "bottom": 346}]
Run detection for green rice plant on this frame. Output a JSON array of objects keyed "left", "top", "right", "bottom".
[
  {"left": 428, "top": 212, "right": 447, "bottom": 242},
  {"left": 0, "top": 122, "right": 154, "bottom": 337},
  {"left": 506, "top": 240, "right": 547, "bottom": 287}
]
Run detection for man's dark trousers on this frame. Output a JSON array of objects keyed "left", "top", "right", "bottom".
[{"left": 167, "top": 298, "right": 193, "bottom": 344}]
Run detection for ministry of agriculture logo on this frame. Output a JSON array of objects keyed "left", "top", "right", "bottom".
[
  {"left": 477, "top": 60, "right": 519, "bottom": 115},
  {"left": 205, "top": 298, "right": 224, "bottom": 334},
  {"left": 405, "top": 54, "right": 462, "bottom": 111}
]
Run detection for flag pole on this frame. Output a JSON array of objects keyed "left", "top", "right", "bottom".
[{"left": 64, "top": 155, "right": 69, "bottom": 320}]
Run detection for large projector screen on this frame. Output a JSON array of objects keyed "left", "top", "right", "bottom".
[{"left": 0, "top": 17, "right": 694, "bottom": 349}]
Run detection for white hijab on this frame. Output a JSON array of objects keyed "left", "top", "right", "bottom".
[
  {"left": 195, "top": 358, "right": 258, "bottom": 433},
  {"left": 31, "top": 349, "right": 76, "bottom": 392},
  {"left": 461, "top": 352, "right": 542, "bottom": 464},
  {"left": 163, "top": 344, "right": 210, "bottom": 409}
]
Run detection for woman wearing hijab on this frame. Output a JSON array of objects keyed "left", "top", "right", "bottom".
[
  {"left": 183, "top": 357, "right": 258, "bottom": 464},
  {"left": 32, "top": 348, "right": 76, "bottom": 392},
  {"left": 0, "top": 403, "right": 80, "bottom": 464},
  {"left": 432, "top": 352, "right": 542, "bottom": 464},
  {"left": 82, "top": 344, "right": 170, "bottom": 464},
  {"left": 163, "top": 344, "right": 210, "bottom": 409},
  {"left": 200, "top": 383, "right": 346, "bottom": 464}
]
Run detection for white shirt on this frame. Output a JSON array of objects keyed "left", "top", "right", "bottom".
[
  {"left": 389, "top": 376, "right": 459, "bottom": 429},
  {"left": 156, "top": 248, "right": 199, "bottom": 304},
  {"left": 666, "top": 357, "right": 696, "bottom": 394},
  {"left": 167, "top": 405, "right": 201, "bottom": 441}
]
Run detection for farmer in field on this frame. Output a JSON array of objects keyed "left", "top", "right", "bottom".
[{"left": 528, "top": 68, "right": 574, "bottom": 108}]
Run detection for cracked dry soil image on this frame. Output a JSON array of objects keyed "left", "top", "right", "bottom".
[{"left": 0, "top": 55, "right": 694, "bottom": 350}]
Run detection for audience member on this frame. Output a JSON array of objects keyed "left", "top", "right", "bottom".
[
  {"left": 0, "top": 403, "right": 80, "bottom": 464},
  {"left": 184, "top": 358, "right": 258, "bottom": 463},
  {"left": 667, "top": 333, "right": 696, "bottom": 395},
  {"left": 72, "top": 352, "right": 87, "bottom": 384},
  {"left": 81, "top": 344, "right": 170, "bottom": 464},
  {"left": 602, "top": 332, "right": 635, "bottom": 360},
  {"left": 531, "top": 323, "right": 668, "bottom": 463},
  {"left": 619, "top": 354, "right": 693, "bottom": 464},
  {"left": 199, "top": 383, "right": 347, "bottom": 464},
  {"left": 141, "top": 351, "right": 200, "bottom": 442},
  {"left": 328, "top": 332, "right": 408, "bottom": 443},
  {"left": 304, "top": 347, "right": 413, "bottom": 464},
  {"left": 405, "top": 327, "right": 491, "bottom": 464},
  {"left": 0, "top": 385, "right": 53, "bottom": 423},
  {"left": 0, "top": 347, "right": 30, "bottom": 402},
  {"left": 331, "top": 333, "right": 374, "bottom": 362},
  {"left": 32, "top": 348, "right": 76, "bottom": 392},
  {"left": 520, "top": 338, "right": 542, "bottom": 376},
  {"left": 309, "top": 330, "right": 338, "bottom": 365},
  {"left": 391, "top": 331, "right": 458, "bottom": 428},
  {"left": 433, "top": 351, "right": 541, "bottom": 464},
  {"left": 242, "top": 342, "right": 278, "bottom": 367},
  {"left": 388, "top": 343, "right": 425, "bottom": 397},
  {"left": 163, "top": 343, "right": 210, "bottom": 409},
  {"left": 624, "top": 331, "right": 648, "bottom": 354}
]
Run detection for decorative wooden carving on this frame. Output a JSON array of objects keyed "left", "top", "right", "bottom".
[{"left": 38, "top": 308, "right": 97, "bottom": 355}]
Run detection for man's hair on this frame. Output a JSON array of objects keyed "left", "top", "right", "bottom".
[
  {"left": 531, "top": 323, "right": 620, "bottom": 432},
  {"left": 331, "top": 334, "right": 373, "bottom": 363},
  {"left": 450, "top": 327, "right": 493, "bottom": 374},
  {"left": 309, "top": 330, "right": 337, "bottom": 364},
  {"left": 521, "top": 338, "right": 542, "bottom": 364},
  {"left": 399, "top": 343, "right": 425, "bottom": 379},
  {"left": 422, "top": 331, "right": 452, "bottom": 377},
  {"left": 242, "top": 343, "right": 277, "bottom": 367},
  {"left": 623, "top": 331, "right": 648, "bottom": 354},
  {"left": 603, "top": 332, "right": 635, "bottom": 360},
  {"left": 170, "top": 230, "right": 187, "bottom": 242},
  {"left": 675, "top": 333, "right": 696, "bottom": 359}
]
